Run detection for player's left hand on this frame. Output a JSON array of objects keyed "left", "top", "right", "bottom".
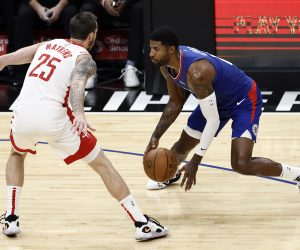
[{"left": 178, "top": 154, "right": 202, "bottom": 191}]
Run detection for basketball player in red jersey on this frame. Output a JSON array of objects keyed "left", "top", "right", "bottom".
[{"left": 0, "top": 12, "right": 168, "bottom": 240}]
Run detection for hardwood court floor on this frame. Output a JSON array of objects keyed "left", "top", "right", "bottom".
[{"left": 0, "top": 113, "right": 300, "bottom": 250}]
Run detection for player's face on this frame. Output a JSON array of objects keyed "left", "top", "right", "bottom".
[{"left": 149, "top": 40, "right": 170, "bottom": 66}]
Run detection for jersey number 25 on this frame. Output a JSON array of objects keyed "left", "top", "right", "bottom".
[{"left": 29, "top": 53, "right": 61, "bottom": 82}]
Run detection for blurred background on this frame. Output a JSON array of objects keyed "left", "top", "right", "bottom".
[{"left": 0, "top": 0, "right": 299, "bottom": 112}]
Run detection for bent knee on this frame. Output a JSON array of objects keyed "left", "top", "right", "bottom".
[
  {"left": 88, "top": 151, "right": 111, "bottom": 169},
  {"left": 231, "top": 159, "right": 252, "bottom": 175}
]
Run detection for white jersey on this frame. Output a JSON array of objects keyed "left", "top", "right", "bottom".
[
  {"left": 15, "top": 39, "right": 89, "bottom": 107},
  {"left": 10, "top": 39, "right": 100, "bottom": 165}
]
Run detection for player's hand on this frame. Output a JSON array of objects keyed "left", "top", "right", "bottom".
[
  {"left": 178, "top": 154, "right": 202, "bottom": 191},
  {"left": 72, "top": 114, "right": 96, "bottom": 136},
  {"left": 144, "top": 136, "right": 159, "bottom": 158}
]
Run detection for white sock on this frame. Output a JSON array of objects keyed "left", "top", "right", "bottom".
[
  {"left": 6, "top": 186, "right": 22, "bottom": 216},
  {"left": 120, "top": 194, "right": 147, "bottom": 223},
  {"left": 280, "top": 164, "right": 300, "bottom": 181}
]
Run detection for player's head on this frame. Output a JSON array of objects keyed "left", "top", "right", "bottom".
[
  {"left": 149, "top": 26, "right": 179, "bottom": 66},
  {"left": 70, "top": 12, "right": 98, "bottom": 51}
]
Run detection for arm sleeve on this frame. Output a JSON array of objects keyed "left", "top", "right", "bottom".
[{"left": 195, "top": 92, "right": 220, "bottom": 156}]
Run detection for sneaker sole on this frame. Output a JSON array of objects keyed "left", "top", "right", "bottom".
[
  {"left": 3, "top": 229, "right": 20, "bottom": 237},
  {"left": 135, "top": 230, "right": 169, "bottom": 241}
]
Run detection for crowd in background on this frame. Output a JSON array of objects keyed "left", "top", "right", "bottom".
[{"left": 0, "top": 0, "right": 144, "bottom": 88}]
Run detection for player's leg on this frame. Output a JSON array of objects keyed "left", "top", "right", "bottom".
[
  {"left": 51, "top": 120, "right": 168, "bottom": 241},
  {"left": 171, "top": 129, "right": 200, "bottom": 165},
  {"left": 231, "top": 138, "right": 282, "bottom": 176},
  {"left": 2, "top": 147, "right": 27, "bottom": 236},
  {"left": 88, "top": 149, "right": 169, "bottom": 241},
  {"left": 231, "top": 136, "right": 300, "bottom": 185},
  {"left": 230, "top": 82, "right": 300, "bottom": 183},
  {"left": 2, "top": 111, "right": 38, "bottom": 236},
  {"left": 88, "top": 149, "right": 130, "bottom": 201}
]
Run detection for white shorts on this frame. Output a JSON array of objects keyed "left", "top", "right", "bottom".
[{"left": 10, "top": 104, "right": 100, "bottom": 165}]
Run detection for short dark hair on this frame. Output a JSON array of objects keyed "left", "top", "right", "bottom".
[
  {"left": 150, "top": 26, "right": 179, "bottom": 49},
  {"left": 70, "top": 12, "right": 97, "bottom": 40}
]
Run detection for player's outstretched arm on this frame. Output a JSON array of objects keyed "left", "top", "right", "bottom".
[
  {"left": 179, "top": 60, "right": 220, "bottom": 191},
  {"left": 144, "top": 66, "right": 185, "bottom": 156},
  {"left": 0, "top": 43, "right": 44, "bottom": 71},
  {"left": 70, "top": 54, "right": 96, "bottom": 135}
]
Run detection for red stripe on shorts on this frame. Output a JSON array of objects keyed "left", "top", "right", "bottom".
[
  {"left": 64, "top": 131, "right": 97, "bottom": 165},
  {"left": 247, "top": 81, "right": 257, "bottom": 123},
  {"left": 63, "top": 87, "right": 97, "bottom": 164},
  {"left": 10, "top": 130, "right": 36, "bottom": 154}
]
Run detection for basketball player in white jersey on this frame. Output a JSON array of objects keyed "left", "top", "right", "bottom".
[{"left": 0, "top": 12, "right": 168, "bottom": 241}]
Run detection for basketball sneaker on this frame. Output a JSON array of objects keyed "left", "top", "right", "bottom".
[
  {"left": 135, "top": 214, "right": 169, "bottom": 241},
  {"left": 146, "top": 173, "right": 182, "bottom": 190},
  {"left": 1, "top": 213, "right": 20, "bottom": 236},
  {"left": 120, "top": 65, "right": 142, "bottom": 88},
  {"left": 294, "top": 176, "right": 300, "bottom": 192}
]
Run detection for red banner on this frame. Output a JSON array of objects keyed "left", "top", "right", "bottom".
[
  {"left": 0, "top": 34, "right": 8, "bottom": 56},
  {"left": 215, "top": 0, "right": 300, "bottom": 68},
  {"left": 34, "top": 29, "right": 128, "bottom": 61}
]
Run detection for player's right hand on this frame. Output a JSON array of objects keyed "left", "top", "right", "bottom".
[
  {"left": 144, "top": 136, "right": 159, "bottom": 158},
  {"left": 72, "top": 114, "right": 96, "bottom": 136}
]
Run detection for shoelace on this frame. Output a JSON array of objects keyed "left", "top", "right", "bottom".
[
  {"left": 148, "top": 216, "right": 163, "bottom": 227},
  {"left": 119, "top": 66, "right": 143, "bottom": 80},
  {"left": 0, "top": 214, "right": 6, "bottom": 224}
]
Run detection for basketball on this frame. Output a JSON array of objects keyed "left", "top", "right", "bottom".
[{"left": 143, "top": 148, "right": 177, "bottom": 182}]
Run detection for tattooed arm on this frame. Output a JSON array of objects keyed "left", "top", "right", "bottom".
[
  {"left": 69, "top": 54, "right": 96, "bottom": 135},
  {"left": 144, "top": 66, "right": 185, "bottom": 155}
]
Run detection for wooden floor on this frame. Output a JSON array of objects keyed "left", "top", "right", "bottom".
[{"left": 1, "top": 113, "right": 300, "bottom": 250}]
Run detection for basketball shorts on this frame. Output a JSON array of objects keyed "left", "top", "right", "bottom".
[
  {"left": 185, "top": 82, "right": 262, "bottom": 142},
  {"left": 10, "top": 104, "right": 100, "bottom": 165}
]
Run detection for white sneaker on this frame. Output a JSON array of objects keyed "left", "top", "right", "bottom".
[
  {"left": 1, "top": 213, "right": 20, "bottom": 236},
  {"left": 120, "top": 65, "right": 141, "bottom": 88},
  {"left": 146, "top": 173, "right": 182, "bottom": 190},
  {"left": 294, "top": 176, "right": 300, "bottom": 192},
  {"left": 134, "top": 214, "right": 169, "bottom": 241}
]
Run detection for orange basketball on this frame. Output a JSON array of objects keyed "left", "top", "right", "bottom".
[{"left": 143, "top": 148, "right": 177, "bottom": 182}]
